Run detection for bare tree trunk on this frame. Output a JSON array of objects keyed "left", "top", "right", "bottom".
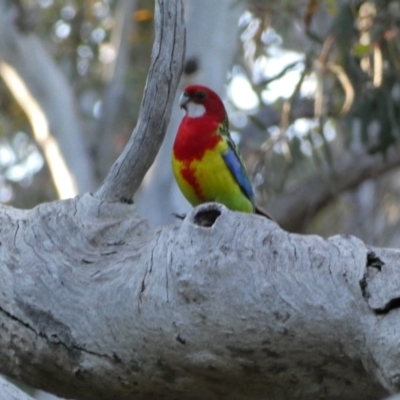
[{"left": 1, "top": 1, "right": 400, "bottom": 400}]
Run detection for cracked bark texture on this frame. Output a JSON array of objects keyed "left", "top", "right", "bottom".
[{"left": 1, "top": 196, "right": 400, "bottom": 400}]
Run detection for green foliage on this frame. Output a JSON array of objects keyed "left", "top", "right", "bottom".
[{"left": 231, "top": 0, "right": 400, "bottom": 203}]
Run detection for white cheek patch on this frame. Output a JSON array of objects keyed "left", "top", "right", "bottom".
[{"left": 186, "top": 102, "right": 206, "bottom": 118}]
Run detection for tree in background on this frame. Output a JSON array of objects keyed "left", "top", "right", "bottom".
[
  {"left": 240, "top": 0, "right": 400, "bottom": 244},
  {"left": 0, "top": 0, "right": 155, "bottom": 203}
]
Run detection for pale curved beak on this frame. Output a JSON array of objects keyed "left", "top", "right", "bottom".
[{"left": 179, "top": 92, "right": 190, "bottom": 110}]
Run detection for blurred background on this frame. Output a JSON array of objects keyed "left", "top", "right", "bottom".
[
  {"left": 1, "top": 0, "right": 400, "bottom": 243},
  {"left": 2, "top": 0, "right": 400, "bottom": 398}
]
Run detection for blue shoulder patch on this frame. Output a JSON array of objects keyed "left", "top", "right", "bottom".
[{"left": 222, "top": 143, "right": 255, "bottom": 205}]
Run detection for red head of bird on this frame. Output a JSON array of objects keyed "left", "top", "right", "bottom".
[{"left": 179, "top": 85, "right": 226, "bottom": 123}]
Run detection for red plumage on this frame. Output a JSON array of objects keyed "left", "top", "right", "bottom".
[{"left": 172, "top": 85, "right": 225, "bottom": 162}]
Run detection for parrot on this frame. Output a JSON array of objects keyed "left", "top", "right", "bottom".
[{"left": 171, "top": 84, "right": 272, "bottom": 219}]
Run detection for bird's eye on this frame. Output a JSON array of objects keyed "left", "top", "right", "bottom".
[{"left": 195, "top": 91, "right": 206, "bottom": 100}]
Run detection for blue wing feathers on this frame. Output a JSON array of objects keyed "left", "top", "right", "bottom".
[{"left": 222, "top": 143, "right": 255, "bottom": 204}]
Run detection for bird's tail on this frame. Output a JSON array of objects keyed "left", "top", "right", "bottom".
[{"left": 255, "top": 205, "right": 274, "bottom": 221}]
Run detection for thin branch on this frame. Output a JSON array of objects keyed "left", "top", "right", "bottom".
[
  {"left": 260, "top": 64, "right": 309, "bottom": 153},
  {"left": 326, "top": 62, "right": 355, "bottom": 115},
  {"left": 255, "top": 60, "right": 303, "bottom": 87},
  {"left": 95, "top": 0, "right": 185, "bottom": 203}
]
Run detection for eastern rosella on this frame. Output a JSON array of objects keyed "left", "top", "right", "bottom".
[{"left": 171, "top": 84, "right": 272, "bottom": 219}]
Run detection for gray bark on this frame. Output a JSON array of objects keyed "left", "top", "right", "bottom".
[{"left": 0, "top": 195, "right": 399, "bottom": 400}]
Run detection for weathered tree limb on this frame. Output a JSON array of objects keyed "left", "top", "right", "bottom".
[
  {"left": 95, "top": 0, "right": 185, "bottom": 203},
  {"left": 0, "top": 0, "right": 95, "bottom": 196},
  {"left": 270, "top": 147, "right": 400, "bottom": 232},
  {"left": 0, "top": 195, "right": 399, "bottom": 400}
]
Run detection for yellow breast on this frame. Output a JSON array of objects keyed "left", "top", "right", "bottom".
[{"left": 172, "top": 142, "right": 254, "bottom": 213}]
